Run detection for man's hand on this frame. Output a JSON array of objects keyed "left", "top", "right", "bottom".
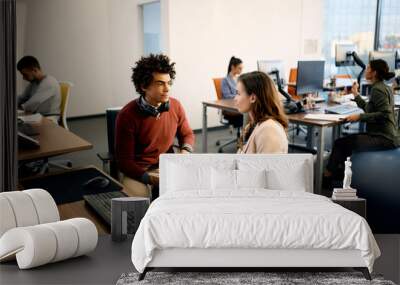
[
  {"left": 148, "top": 173, "right": 159, "bottom": 185},
  {"left": 351, "top": 82, "right": 360, "bottom": 97},
  {"left": 346, "top": 114, "right": 361, "bottom": 122}
]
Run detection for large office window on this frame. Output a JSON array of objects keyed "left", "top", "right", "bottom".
[
  {"left": 322, "top": 0, "right": 377, "bottom": 76},
  {"left": 142, "top": 1, "right": 161, "bottom": 55},
  {"left": 377, "top": 0, "right": 400, "bottom": 50}
]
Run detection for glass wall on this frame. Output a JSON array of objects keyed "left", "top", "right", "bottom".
[
  {"left": 322, "top": 0, "right": 377, "bottom": 77},
  {"left": 378, "top": 0, "right": 400, "bottom": 51},
  {"left": 142, "top": 1, "right": 161, "bottom": 55}
]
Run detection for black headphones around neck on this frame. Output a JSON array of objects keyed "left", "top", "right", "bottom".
[{"left": 137, "top": 96, "right": 170, "bottom": 118}]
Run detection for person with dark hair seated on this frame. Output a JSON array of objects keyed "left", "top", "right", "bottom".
[
  {"left": 115, "top": 54, "right": 195, "bottom": 199},
  {"left": 17, "top": 56, "right": 61, "bottom": 122},
  {"left": 222, "top": 56, "right": 243, "bottom": 99},
  {"left": 221, "top": 56, "right": 244, "bottom": 130},
  {"left": 324, "top": 59, "right": 399, "bottom": 185}
]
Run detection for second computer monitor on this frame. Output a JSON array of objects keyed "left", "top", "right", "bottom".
[
  {"left": 296, "top": 60, "right": 325, "bottom": 95},
  {"left": 257, "top": 60, "right": 285, "bottom": 85},
  {"left": 369, "top": 51, "right": 396, "bottom": 72},
  {"left": 335, "top": 43, "right": 357, "bottom": 66}
]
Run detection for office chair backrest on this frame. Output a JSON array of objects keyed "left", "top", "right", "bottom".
[
  {"left": 335, "top": 74, "right": 351, "bottom": 79},
  {"left": 288, "top": 68, "right": 297, "bottom": 96},
  {"left": 213, "top": 78, "right": 223, "bottom": 100},
  {"left": 106, "top": 107, "right": 122, "bottom": 155},
  {"left": 106, "top": 107, "right": 122, "bottom": 179},
  {"left": 59, "top": 82, "right": 73, "bottom": 130}
]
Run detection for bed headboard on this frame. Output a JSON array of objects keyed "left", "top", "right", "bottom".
[{"left": 159, "top": 154, "right": 314, "bottom": 195}]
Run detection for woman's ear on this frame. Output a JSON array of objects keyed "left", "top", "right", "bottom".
[{"left": 250, "top": 94, "right": 257, "bottom": 103}]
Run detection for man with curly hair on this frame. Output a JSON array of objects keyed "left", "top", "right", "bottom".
[{"left": 115, "top": 54, "right": 194, "bottom": 199}]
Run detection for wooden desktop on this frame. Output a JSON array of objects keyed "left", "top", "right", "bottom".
[{"left": 18, "top": 117, "right": 93, "bottom": 161}]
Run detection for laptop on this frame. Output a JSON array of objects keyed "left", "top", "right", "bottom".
[{"left": 325, "top": 104, "right": 363, "bottom": 115}]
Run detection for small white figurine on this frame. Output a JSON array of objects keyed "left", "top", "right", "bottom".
[{"left": 343, "top": 157, "right": 353, "bottom": 189}]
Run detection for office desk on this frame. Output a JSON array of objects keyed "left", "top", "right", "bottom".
[
  {"left": 20, "top": 166, "right": 130, "bottom": 235},
  {"left": 57, "top": 166, "right": 131, "bottom": 235},
  {"left": 202, "top": 99, "right": 347, "bottom": 194},
  {"left": 202, "top": 99, "right": 241, "bottom": 154},
  {"left": 18, "top": 118, "right": 93, "bottom": 161},
  {"left": 286, "top": 104, "right": 348, "bottom": 194}
]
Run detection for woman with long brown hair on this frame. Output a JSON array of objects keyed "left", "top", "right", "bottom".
[{"left": 234, "top": 71, "right": 289, "bottom": 153}]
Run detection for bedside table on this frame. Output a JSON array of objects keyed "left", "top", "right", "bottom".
[{"left": 331, "top": 198, "right": 366, "bottom": 219}]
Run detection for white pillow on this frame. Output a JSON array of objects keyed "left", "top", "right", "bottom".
[
  {"left": 167, "top": 163, "right": 212, "bottom": 191},
  {"left": 237, "top": 169, "right": 267, "bottom": 189},
  {"left": 211, "top": 169, "right": 267, "bottom": 190},
  {"left": 266, "top": 163, "right": 307, "bottom": 191},
  {"left": 211, "top": 168, "right": 237, "bottom": 190}
]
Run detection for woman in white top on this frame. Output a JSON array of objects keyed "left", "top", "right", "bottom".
[{"left": 234, "top": 71, "right": 289, "bottom": 154}]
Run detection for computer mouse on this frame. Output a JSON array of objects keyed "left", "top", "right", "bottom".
[{"left": 83, "top": 176, "right": 110, "bottom": 189}]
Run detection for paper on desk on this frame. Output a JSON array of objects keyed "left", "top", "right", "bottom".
[
  {"left": 304, "top": 114, "right": 347, "bottom": 121},
  {"left": 18, "top": 113, "right": 43, "bottom": 124}
]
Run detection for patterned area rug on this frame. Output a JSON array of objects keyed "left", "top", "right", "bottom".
[{"left": 116, "top": 271, "right": 395, "bottom": 285}]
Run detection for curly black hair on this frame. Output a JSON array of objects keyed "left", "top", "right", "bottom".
[{"left": 131, "top": 54, "right": 176, "bottom": 96}]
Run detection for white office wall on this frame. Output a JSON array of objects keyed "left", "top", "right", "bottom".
[
  {"left": 16, "top": 0, "right": 323, "bottom": 127},
  {"left": 16, "top": 0, "right": 139, "bottom": 117},
  {"left": 167, "top": 0, "right": 323, "bottom": 129},
  {"left": 16, "top": 0, "right": 27, "bottom": 95}
]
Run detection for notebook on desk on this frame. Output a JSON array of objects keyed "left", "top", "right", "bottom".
[
  {"left": 394, "top": 95, "right": 400, "bottom": 106},
  {"left": 18, "top": 132, "right": 40, "bottom": 149}
]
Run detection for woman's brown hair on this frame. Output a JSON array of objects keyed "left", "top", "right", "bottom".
[{"left": 238, "top": 71, "right": 288, "bottom": 146}]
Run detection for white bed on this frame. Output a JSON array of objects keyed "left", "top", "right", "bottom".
[{"left": 131, "top": 154, "right": 380, "bottom": 280}]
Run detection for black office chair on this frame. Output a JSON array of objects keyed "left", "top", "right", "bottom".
[
  {"left": 97, "top": 107, "right": 180, "bottom": 200},
  {"left": 97, "top": 107, "right": 122, "bottom": 180}
]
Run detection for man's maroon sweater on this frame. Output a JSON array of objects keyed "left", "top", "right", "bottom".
[{"left": 115, "top": 97, "right": 194, "bottom": 180}]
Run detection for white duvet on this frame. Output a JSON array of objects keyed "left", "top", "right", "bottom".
[{"left": 131, "top": 190, "right": 380, "bottom": 273}]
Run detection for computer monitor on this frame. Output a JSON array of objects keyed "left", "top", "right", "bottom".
[
  {"left": 335, "top": 43, "right": 357, "bottom": 66},
  {"left": 296, "top": 60, "right": 325, "bottom": 95},
  {"left": 369, "top": 51, "right": 397, "bottom": 72},
  {"left": 257, "top": 60, "right": 285, "bottom": 85}
]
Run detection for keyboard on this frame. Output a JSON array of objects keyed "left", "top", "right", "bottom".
[
  {"left": 312, "top": 96, "right": 326, "bottom": 103},
  {"left": 83, "top": 191, "right": 135, "bottom": 233},
  {"left": 325, "top": 104, "right": 362, "bottom": 115}
]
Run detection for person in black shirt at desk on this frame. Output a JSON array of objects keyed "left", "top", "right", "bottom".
[{"left": 324, "top": 59, "right": 399, "bottom": 187}]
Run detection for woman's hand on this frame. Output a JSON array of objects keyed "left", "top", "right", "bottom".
[
  {"left": 345, "top": 114, "right": 361, "bottom": 122},
  {"left": 351, "top": 82, "right": 360, "bottom": 97}
]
